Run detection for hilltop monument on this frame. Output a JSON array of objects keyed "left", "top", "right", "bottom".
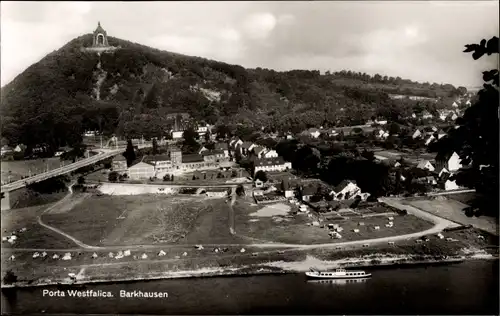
[
  {"left": 82, "top": 22, "right": 119, "bottom": 53},
  {"left": 93, "top": 22, "right": 110, "bottom": 47}
]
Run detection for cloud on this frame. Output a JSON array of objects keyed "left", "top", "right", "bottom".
[{"left": 241, "top": 12, "right": 277, "bottom": 40}]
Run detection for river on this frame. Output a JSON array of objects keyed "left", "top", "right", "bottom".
[{"left": 2, "top": 260, "right": 498, "bottom": 315}]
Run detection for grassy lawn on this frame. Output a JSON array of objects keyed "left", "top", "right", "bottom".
[
  {"left": 445, "top": 192, "right": 477, "bottom": 204},
  {"left": 1, "top": 204, "right": 76, "bottom": 249},
  {"left": 402, "top": 198, "right": 499, "bottom": 235},
  {"left": 234, "top": 200, "right": 434, "bottom": 244},
  {"left": 42, "top": 194, "right": 241, "bottom": 247}
]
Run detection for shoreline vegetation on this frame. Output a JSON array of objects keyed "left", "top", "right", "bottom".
[{"left": 2, "top": 249, "right": 497, "bottom": 289}]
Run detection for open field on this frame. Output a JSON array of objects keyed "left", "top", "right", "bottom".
[
  {"left": 1, "top": 204, "right": 76, "bottom": 249},
  {"left": 1, "top": 158, "right": 63, "bottom": 184},
  {"left": 42, "top": 194, "right": 239, "bottom": 247},
  {"left": 233, "top": 200, "right": 434, "bottom": 244},
  {"left": 445, "top": 192, "right": 478, "bottom": 204},
  {"left": 401, "top": 197, "right": 499, "bottom": 235}
]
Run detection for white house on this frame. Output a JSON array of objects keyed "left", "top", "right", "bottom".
[
  {"left": 241, "top": 142, "right": 256, "bottom": 156},
  {"left": 417, "top": 160, "right": 435, "bottom": 172},
  {"left": 14, "top": 144, "right": 26, "bottom": 153},
  {"left": 375, "top": 120, "right": 388, "bottom": 125},
  {"left": 329, "top": 180, "right": 363, "bottom": 201},
  {"left": 197, "top": 124, "right": 209, "bottom": 136},
  {"left": 422, "top": 111, "right": 433, "bottom": 119},
  {"left": 452, "top": 101, "right": 459, "bottom": 108},
  {"left": 127, "top": 161, "right": 156, "bottom": 179},
  {"left": 253, "top": 157, "right": 292, "bottom": 173},
  {"left": 305, "top": 128, "right": 322, "bottom": 138},
  {"left": 444, "top": 179, "right": 460, "bottom": 191},
  {"left": 172, "top": 131, "right": 184, "bottom": 140},
  {"left": 412, "top": 129, "right": 422, "bottom": 139},
  {"left": 437, "top": 130, "right": 447, "bottom": 139},
  {"left": 230, "top": 137, "right": 243, "bottom": 149},
  {"left": 376, "top": 129, "right": 390, "bottom": 139},
  {"left": 263, "top": 149, "right": 278, "bottom": 158},
  {"left": 425, "top": 135, "right": 436, "bottom": 146},
  {"left": 198, "top": 146, "right": 209, "bottom": 154},
  {"left": 435, "top": 151, "right": 462, "bottom": 172}
]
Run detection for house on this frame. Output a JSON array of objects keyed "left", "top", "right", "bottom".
[
  {"left": 198, "top": 146, "right": 209, "bottom": 154},
  {"left": 375, "top": 120, "right": 387, "bottom": 125},
  {"left": 230, "top": 137, "right": 243, "bottom": 149},
  {"left": 127, "top": 161, "right": 155, "bottom": 179},
  {"left": 441, "top": 173, "right": 460, "bottom": 191},
  {"left": 263, "top": 149, "right": 278, "bottom": 158},
  {"left": 112, "top": 155, "right": 128, "bottom": 172},
  {"left": 172, "top": 131, "right": 184, "bottom": 140},
  {"left": 253, "top": 146, "right": 267, "bottom": 159},
  {"left": 375, "top": 129, "right": 389, "bottom": 139},
  {"left": 204, "top": 188, "right": 229, "bottom": 198},
  {"left": 215, "top": 143, "right": 229, "bottom": 157},
  {"left": 425, "top": 135, "right": 436, "bottom": 146},
  {"left": 329, "top": 180, "right": 362, "bottom": 201},
  {"left": 14, "top": 144, "right": 27, "bottom": 153},
  {"left": 452, "top": 101, "right": 459, "bottom": 108},
  {"left": 240, "top": 142, "right": 255, "bottom": 156},
  {"left": 421, "top": 111, "right": 433, "bottom": 119},
  {"left": 412, "top": 129, "right": 422, "bottom": 139},
  {"left": 416, "top": 160, "right": 435, "bottom": 172},
  {"left": 303, "top": 128, "right": 322, "bottom": 138},
  {"left": 197, "top": 124, "right": 209, "bottom": 136},
  {"left": 143, "top": 154, "right": 172, "bottom": 172},
  {"left": 202, "top": 150, "right": 225, "bottom": 162},
  {"left": 255, "top": 179, "right": 264, "bottom": 188},
  {"left": 300, "top": 185, "right": 318, "bottom": 202},
  {"left": 437, "top": 130, "right": 447, "bottom": 139},
  {"left": 1, "top": 145, "right": 13, "bottom": 156},
  {"left": 434, "top": 165, "right": 450, "bottom": 179},
  {"left": 416, "top": 175, "right": 437, "bottom": 185},
  {"left": 253, "top": 157, "right": 292, "bottom": 173},
  {"left": 435, "top": 151, "right": 462, "bottom": 172}
]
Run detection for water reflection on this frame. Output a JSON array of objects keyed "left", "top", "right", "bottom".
[{"left": 307, "top": 278, "right": 370, "bottom": 285}]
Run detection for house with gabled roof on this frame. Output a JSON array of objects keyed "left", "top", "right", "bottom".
[
  {"left": 425, "top": 135, "right": 436, "bottom": 146},
  {"left": 263, "top": 149, "right": 278, "bottom": 158},
  {"left": 412, "top": 129, "right": 422, "bottom": 139},
  {"left": 329, "top": 180, "right": 365, "bottom": 201},
  {"left": 240, "top": 142, "right": 255, "bottom": 156},
  {"left": 435, "top": 151, "right": 462, "bottom": 172},
  {"left": 416, "top": 160, "right": 435, "bottom": 172},
  {"left": 127, "top": 161, "right": 156, "bottom": 179},
  {"left": 302, "top": 128, "right": 322, "bottom": 139},
  {"left": 230, "top": 136, "right": 243, "bottom": 149},
  {"left": 253, "top": 146, "right": 267, "bottom": 159},
  {"left": 112, "top": 154, "right": 128, "bottom": 172},
  {"left": 215, "top": 142, "right": 229, "bottom": 157}
]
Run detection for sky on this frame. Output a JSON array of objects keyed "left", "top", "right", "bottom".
[{"left": 1, "top": 1, "right": 498, "bottom": 87}]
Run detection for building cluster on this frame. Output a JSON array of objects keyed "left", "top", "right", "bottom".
[
  {"left": 112, "top": 143, "right": 233, "bottom": 180},
  {"left": 413, "top": 151, "right": 463, "bottom": 191},
  {"left": 229, "top": 137, "right": 292, "bottom": 173}
]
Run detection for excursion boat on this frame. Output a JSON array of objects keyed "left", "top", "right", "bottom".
[{"left": 305, "top": 268, "right": 371, "bottom": 279}]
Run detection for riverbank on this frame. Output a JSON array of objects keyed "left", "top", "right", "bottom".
[{"left": 2, "top": 248, "right": 497, "bottom": 289}]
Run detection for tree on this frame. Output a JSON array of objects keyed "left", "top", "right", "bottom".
[
  {"left": 183, "top": 127, "right": 199, "bottom": 153},
  {"left": 123, "top": 139, "right": 136, "bottom": 167},
  {"left": 108, "top": 171, "right": 118, "bottom": 182},
  {"left": 236, "top": 184, "right": 245, "bottom": 196},
  {"left": 254, "top": 170, "right": 268, "bottom": 182},
  {"left": 77, "top": 176, "right": 85, "bottom": 185},
  {"left": 152, "top": 138, "right": 158, "bottom": 155},
  {"left": 447, "top": 36, "right": 499, "bottom": 217}
]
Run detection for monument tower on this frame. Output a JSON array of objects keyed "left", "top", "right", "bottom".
[{"left": 92, "top": 22, "right": 110, "bottom": 47}]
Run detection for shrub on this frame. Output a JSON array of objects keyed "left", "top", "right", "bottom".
[{"left": 3, "top": 270, "right": 18, "bottom": 285}]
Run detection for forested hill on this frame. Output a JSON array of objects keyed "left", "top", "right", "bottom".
[{"left": 0, "top": 33, "right": 466, "bottom": 149}]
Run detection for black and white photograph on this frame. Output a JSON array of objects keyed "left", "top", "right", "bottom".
[{"left": 1, "top": 1, "right": 499, "bottom": 315}]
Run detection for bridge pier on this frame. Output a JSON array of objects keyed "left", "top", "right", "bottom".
[{"left": 1, "top": 191, "right": 11, "bottom": 211}]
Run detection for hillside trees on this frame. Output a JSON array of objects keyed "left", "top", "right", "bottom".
[{"left": 446, "top": 36, "right": 499, "bottom": 217}]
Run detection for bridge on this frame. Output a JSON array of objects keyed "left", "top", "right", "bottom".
[{"left": 1, "top": 143, "right": 152, "bottom": 210}]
